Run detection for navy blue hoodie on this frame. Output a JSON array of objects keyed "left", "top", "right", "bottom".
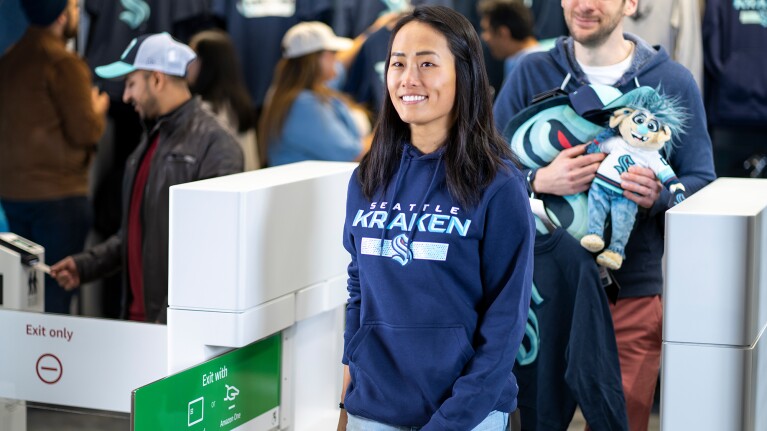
[
  {"left": 342, "top": 143, "right": 535, "bottom": 429},
  {"left": 703, "top": 0, "right": 767, "bottom": 126},
  {"left": 493, "top": 34, "right": 716, "bottom": 298},
  {"left": 515, "top": 229, "right": 627, "bottom": 431}
]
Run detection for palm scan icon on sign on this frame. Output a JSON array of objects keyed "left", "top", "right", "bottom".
[
  {"left": 224, "top": 385, "right": 239, "bottom": 401},
  {"left": 188, "top": 397, "right": 204, "bottom": 426}
]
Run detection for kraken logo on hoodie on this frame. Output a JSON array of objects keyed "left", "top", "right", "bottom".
[
  {"left": 120, "top": 0, "right": 150, "bottom": 30},
  {"left": 380, "top": 0, "right": 409, "bottom": 13},
  {"left": 391, "top": 234, "right": 413, "bottom": 266},
  {"left": 734, "top": 1, "right": 767, "bottom": 27},
  {"left": 354, "top": 204, "right": 468, "bottom": 264}
]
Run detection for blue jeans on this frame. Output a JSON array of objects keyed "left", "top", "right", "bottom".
[
  {"left": 1, "top": 197, "right": 91, "bottom": 314},
  {"left": 587, "top": 183, "right": 637, "bottom": 258},
  {"left": 347, "top": 410, "right": 509, "bottom": 431}
]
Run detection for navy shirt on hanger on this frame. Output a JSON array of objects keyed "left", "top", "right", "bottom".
[
  {"left": 85, "top": 0, "right": 210, "bottom": 99},
  {"left": 335, "top": 0, "right": 454, "bottom": 38},
  {"left": 514, "top": 229, "right": 628, "bottom": 431},
  {"left": 212, "top": 0, "right": 333, "bottom": 108},
  {"left": 343, "top": 25, "right": 391, "bottom": 115},
  {"left": 528, "top": 0, "right": 568, "bottom": 40},
  {"left": 0, "top": 0, "right": 26, "bottom": 56}
]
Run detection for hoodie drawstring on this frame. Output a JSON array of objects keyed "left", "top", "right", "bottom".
[
  {"left": 407, "top": 152, "right": 443, "bottom": 244},
  {"left": 379, "top": 151, "right": 411, "bottom": 244},
  {"left": 378, "top": 147, "right": 444, "bottom": 254}
]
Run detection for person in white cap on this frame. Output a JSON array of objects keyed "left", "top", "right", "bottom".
[
  {"left": 259, "top": 21, "right": 372, "bottom": 167},
  {"left": 0, "top": 0, "right": 109, "bottom": 315},
  {"left": 51, "top": 33, "right": 244, "bottom": 324}
]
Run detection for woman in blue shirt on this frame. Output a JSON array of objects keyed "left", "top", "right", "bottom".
[{"left": 259, "top": 21, "right": 369, "bottom": 167}]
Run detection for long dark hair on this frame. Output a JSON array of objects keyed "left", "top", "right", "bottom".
[
  {"left": 258, "top": 52, "right": 332, "bottom": 157},
  {"left": 189, "top": 29, "right": 254, "bottom": 132},
  {"left": 358, "top": 5, "right": 514, "bottom": 208}
]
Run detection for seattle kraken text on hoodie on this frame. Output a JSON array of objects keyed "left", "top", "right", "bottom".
[{"left": 342, "top": 143, "right": 535, "bottom": 430}]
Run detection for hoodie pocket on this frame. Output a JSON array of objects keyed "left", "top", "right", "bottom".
[
  {"left": 345, "top": 323, "right": 474, "bottom": 424},
  {"left": 345, "top": 325, "right": 372, "bottom": 360}
]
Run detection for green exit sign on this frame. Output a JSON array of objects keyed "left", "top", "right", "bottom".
[{"left": 132, "top": 335, "right": 281, "bottom": 431}]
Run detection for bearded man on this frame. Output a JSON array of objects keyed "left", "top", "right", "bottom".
[
  {"left": 0, "top": 0, "right": 109, "bottom": 314},
  {"left": 493, "top": 0, "right": 715, "bottom": 429}
]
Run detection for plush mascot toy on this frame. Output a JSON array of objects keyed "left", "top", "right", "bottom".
[{"left": 579, "top": 88, "right": 688, "bottom": 270}]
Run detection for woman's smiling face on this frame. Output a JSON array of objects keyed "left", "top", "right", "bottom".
[{"left": 387, "top": 21, "right": 457, "bottom": 136}]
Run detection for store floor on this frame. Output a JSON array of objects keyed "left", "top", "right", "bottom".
[
  {"left": 27, "top": 403, "right": 129, "bottom": 430},
  {"left": 567, "top": 408, "right": 660, "bottom": 430},
  {"left": 24, "top": 403, "right": 659, "bottom": 430}
]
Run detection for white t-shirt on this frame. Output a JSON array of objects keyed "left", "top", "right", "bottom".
[{"left": 577, "top": 45, "right": 635, "bottom": 86}]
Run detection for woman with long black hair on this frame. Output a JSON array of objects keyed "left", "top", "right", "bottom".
[
  {"left": 188, "top": 29, "right": 259, "bottom": 170},
  {"left": 339, "top": 6, "right": 534, "bottom": 431}
]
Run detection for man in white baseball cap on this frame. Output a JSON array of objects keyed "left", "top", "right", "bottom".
[
  {"left": 51, "top": 33, "right": 243, "bottom": 324},
  {"left": 95, "top": 32, "right": 196, "bottom": 80},
  {"left": 95, "top": 32, "right": 197, "bottom": 120}
]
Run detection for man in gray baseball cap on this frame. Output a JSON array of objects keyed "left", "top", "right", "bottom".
[
  {"left": 52, "top": 33, "right": 244, "bottom": 324},
  {"left": 95, "top": 32, "right": 197, "bottom": 120}
]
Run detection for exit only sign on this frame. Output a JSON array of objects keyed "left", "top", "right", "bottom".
[{"left": 132, "top": 335, "right": 281, "bottom": 431}]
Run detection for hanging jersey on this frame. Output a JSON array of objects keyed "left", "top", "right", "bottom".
[
  {"left": 514, "top": 229, "right": 628, "bottom": 430},
  {"left": 528, "top": 0, "right": 568, "bottom": 39},
  {"left": 0, "top": 0, "right": 26, "bottom": 55},
  {"left": 343, "top": 26, "right": 391, "bottom": 115},
  {"left": 85, "top": 0, "right": 210, "bottom": 99},
  {"left": 335, "top": 0, "right": 454, "bottom": 38},
  {"left": 212, "top": 0, "right": 332, "bottom": 107}
]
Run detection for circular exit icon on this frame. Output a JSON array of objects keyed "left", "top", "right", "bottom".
[{"left": 36, "top": 354, "right": 63, "bottom": 384}]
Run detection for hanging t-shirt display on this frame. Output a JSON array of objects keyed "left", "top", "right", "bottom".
[
  {"left": 514, "top": 229, "right": 628, "bottom": 430},
  {"left": 624, "top": 0, "right": 703, "bottom": 89},
  {"left": 703, "top": 0, "right": 767, "bottom": 178},
  {"left": 335, "top": 0, "right": 453, "bottom": 38},
  {"left": 212, "top": 0, "right": 333, "bottom": 108},
  {"left": 703, "top": 0, "right": 767, "bottom": 127},
  {"left": 528, "top": 0, "right": 568, "bottom": 40},
  {"left": 85, "top": 0, "right": 210, "bottom": 99},
  {"left": 0, "top": 0, "right": 27, "bottom": 56},
  {"left": 343, "top": 26, "right": 391, "bottom": 116}
]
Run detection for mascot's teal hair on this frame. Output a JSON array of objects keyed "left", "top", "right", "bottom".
[
  {"left": 595, "top": 86, "right": 690, "bottom": 155},
  {"left": 622, "top": 86, "right": 689, "bottom": 140}
]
